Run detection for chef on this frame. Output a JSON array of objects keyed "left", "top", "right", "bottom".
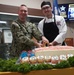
[{"left": 38, "top": 1, "right": 67, "bottom": 46}]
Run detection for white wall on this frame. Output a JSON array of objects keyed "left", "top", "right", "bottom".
[
  {"left": 0, "top": 0, "right": 74, "bottom": 9},
  {"left": 0, "top": 0, "right": 50, "bottom": 9}
]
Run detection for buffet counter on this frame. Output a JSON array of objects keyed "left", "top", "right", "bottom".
[{"left": 0, "top": 68, "right": 74, "bottom": 75}]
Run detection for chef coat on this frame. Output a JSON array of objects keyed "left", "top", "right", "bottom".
[{"left": 38, "top": 15, "right": 67, "bottom": 45}]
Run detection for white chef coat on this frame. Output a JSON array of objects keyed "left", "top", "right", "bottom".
[{"left": 38, "top": 15, "right": 67, "bottom": 45}]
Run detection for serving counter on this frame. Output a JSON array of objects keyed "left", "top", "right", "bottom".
[{"left": 0, "top": 68, "right": 74, "bottom": 75}]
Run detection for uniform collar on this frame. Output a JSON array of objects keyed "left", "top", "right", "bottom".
[
  {"left": 45, "top": 14, "right": 54, "bottom": 23},
  {"left": 17, "top": 18, "right": 26, "bottom": 24}
]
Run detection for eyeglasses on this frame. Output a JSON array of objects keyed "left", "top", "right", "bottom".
[{"left": 42, "top": 6, "right": 50, "bottom": 10}]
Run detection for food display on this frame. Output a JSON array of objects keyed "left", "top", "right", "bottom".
[
  {"left": 20, "top": 46, "right": 74, "bottom": 64},
  {"left": 34, "top": 46, "right": 74, "bottom": 64},
  {"left": 0, "top": 46, "right": 74, "bottom": 74},
  {"left": 34, "top": 46, "right": 74, "bottom": 57}
]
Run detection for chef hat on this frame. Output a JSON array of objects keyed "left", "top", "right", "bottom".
[{"left": 41, "top": 1, "right": 51, "bottom": 8}]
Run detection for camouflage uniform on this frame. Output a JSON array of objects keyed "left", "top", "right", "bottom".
[{"left": 10, "top": 19, "right": 42, "bottom": 57}]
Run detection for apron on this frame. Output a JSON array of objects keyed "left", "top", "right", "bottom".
[
  {"left": 43, "top": 21, "right": 65, "bottom": 45},
  {"left": 43, "top": 21, "right": 59, "bottom": 42}
]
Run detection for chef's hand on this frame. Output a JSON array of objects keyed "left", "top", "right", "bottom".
[{"left": 49, "top": 41, "right": 61, "bottom": 46}]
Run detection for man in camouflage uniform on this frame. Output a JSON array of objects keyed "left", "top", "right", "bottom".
[{"left": 10, "top": 4, "right": 49, "bottom": 57}]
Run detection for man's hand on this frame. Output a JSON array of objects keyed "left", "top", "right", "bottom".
[
  {"left": 42, "top": 36, "right": 49, "bottom": 46},
  {"left": 34, "top": 42, "right": 43, "bottom": 48}
]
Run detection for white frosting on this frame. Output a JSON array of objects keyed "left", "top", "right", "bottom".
[
  {"left": 67, "top": 54, "right": 73, "bottom": 58},
  {"left": 45, "top": 56, "right": 51, "bottom": 59},
  {"left": 22, "top": 57, "right": 29, "bottom": 61},
  {"left": 60, "top": 55, "right": 67, "bottom": 60},
  {"left": 51, "top": 56, "right": 59, "bottom": 60},
  {"left": 37, "top": 56, "right": 44, "bottom": 59},
  {"left": 29, "top": 56, "right": 37, "bottom": 60}
]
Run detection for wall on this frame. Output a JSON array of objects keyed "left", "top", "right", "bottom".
[
  {"left": 66, "top": 21, "right": 74, "bottom": 38},
  {"left": 0, "top": 0, "right": 50, "bottom": 9},
  {"left": 0, "top": 0, "right": 74, "bottom": 9},
  {"left": 58, "top": 0, "right": 74, "bottom": 4}
]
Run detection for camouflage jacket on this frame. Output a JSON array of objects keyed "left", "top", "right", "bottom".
[{"left": 10, "top": 19, "right": 42, "bottom": 57}]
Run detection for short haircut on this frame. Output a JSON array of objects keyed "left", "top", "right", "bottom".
[
  {"left": 20, "top": 4, "right": 27, "bottom": 7},
  {"left": 18, "top": 4, "right": 27, "bottom": 11},
  {"left": 41, "top": 1, "right": 51, "bottom": 8}
]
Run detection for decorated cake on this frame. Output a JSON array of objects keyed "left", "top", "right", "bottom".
[
  {"left": 34, "top": 46, "right": 74, "bottom": 64},
  {"left": 20, "top": 46, "right": 74, "bottom": 64},
  {"left": 34, "top": 46, "right": 74, "bottom": 57}
]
